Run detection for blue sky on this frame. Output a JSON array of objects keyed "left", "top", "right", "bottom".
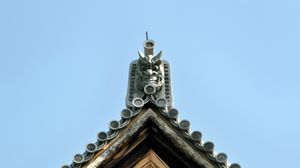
[{"left": 0, "top": 0, "right": 299, "bottom": 167}]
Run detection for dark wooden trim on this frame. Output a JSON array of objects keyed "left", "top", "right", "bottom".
[{"left": 103, "top": 121, "right": 205, "bottom": 168}]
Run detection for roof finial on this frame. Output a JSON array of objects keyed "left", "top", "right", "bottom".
[
  {"left": 145, "top": 32, "right": 149, "bottom": 40},
  {"left": 126, "top": 36, "right": 172, "bottom": 111}
]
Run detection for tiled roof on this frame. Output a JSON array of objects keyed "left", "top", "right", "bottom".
[
  {"left": 62, "top": 105, "right": 241, "bottom": 168},
  {"left": 62, "top": 38, "right": 241, "bottom": 168}
]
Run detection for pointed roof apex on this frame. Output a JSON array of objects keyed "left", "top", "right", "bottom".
[
  {"left": 62, "top": 107, "right": 240, "bottom": 168},
  {"left": 62, "top": 38, "right": 241, "bottom": 168}
]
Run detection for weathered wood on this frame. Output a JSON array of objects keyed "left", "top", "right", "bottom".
[
  {"left": 133, "top": 149, "right": 169, "bottom": 168},
  {"left": 86, "top": 108, "right": 219, "bottom": 168}
]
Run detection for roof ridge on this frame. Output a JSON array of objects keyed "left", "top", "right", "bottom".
[
  {"left": 62, "top": 39, "right": 241, "bottom": 168},
  {"left": 62, "top": 107, "right": 240, "bottom": 168}
]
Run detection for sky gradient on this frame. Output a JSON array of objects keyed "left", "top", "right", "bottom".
[{"left": 0, "top": 1, "right": 300, "bottom": 167}]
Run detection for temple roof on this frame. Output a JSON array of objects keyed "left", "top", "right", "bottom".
[
  {"left": 62, "top": 38, "right": 241, "bottom": 168},
  {"left": 62, "top": 107, "right": 240, "bottom": 168}
]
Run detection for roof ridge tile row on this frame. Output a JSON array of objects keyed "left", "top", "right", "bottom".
[{"left": 62, "top": 106, "right": 241, "bottom": 168}]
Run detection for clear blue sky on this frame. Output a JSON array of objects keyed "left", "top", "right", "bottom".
[{"left": 0, "top": 1, "right": 299, "bottom": 167}]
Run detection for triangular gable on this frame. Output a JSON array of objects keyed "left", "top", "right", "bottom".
[
  {"left": 84, "top": 108, "right": 220, "bottom": 168},
  {"left": 133, "top": 149, "right": 169, "bottom": 168}
]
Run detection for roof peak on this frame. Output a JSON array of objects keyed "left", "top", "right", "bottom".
[
  {"left": 62, "top": 107, "right": 240, "bottom": 168},
  {"left": 62, "top": 38, "right": 241, "bottom": 168}
]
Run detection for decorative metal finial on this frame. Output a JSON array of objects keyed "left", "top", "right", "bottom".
[
  {"left": 126, "top": 36, "right": 172, "bottom": 111},
  {"left": 146, "top": 31, "right": 149, "bottom": 40}
]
